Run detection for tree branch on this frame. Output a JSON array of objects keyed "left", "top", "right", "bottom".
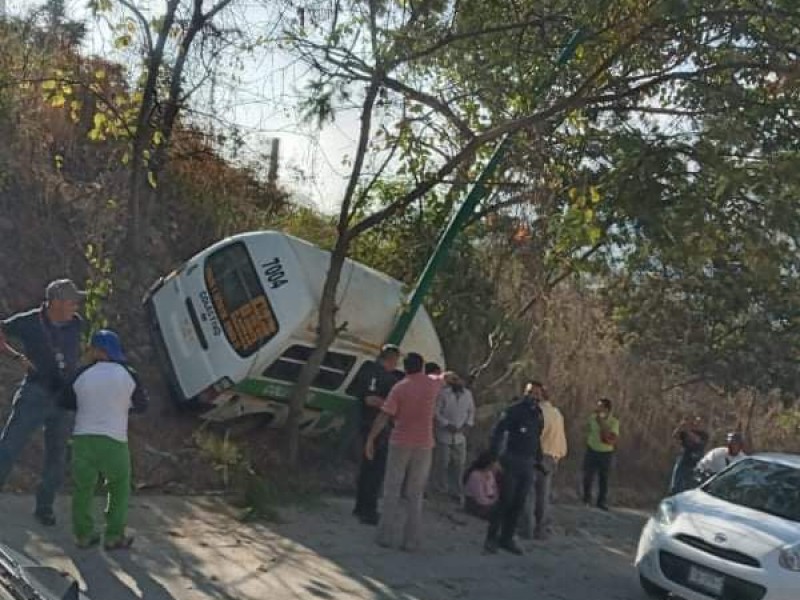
[
  {"left": 117, "top": 0, "right": 154, "bottom": 54},
  {"left": 338, "top": 78, "right": 382, "bottom": 234}
]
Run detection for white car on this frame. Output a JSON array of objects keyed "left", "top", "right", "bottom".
[{"left": 636, "top": 454, "right": 800, "bottom": 600}]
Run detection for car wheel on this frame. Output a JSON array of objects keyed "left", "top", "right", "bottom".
[{"left": 639, "top": 574, "right": 668, "bottom": 599}]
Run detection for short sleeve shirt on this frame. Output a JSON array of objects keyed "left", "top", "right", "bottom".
[
  {"left": 587, "top": 414, "right": 620, "bottom": 453},
  {"left": 352, "top": 360, "right": 402, "bottom": 429},
  {"left": 382, "top": 373, "right": 443, "bottom": 449}
]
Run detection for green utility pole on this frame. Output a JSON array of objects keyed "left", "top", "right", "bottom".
[{"left": 386, "top": 29, "right": 584, "bottom": 346}]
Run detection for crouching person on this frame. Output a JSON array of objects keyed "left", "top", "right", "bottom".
[{"left": 61, "top": 330, "right": 147, "bottom": 550}]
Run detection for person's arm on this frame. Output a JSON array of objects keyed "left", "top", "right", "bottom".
[
  {"left": 434, "top": 389, "right": 449, "bottom": 429},
  {"left": 364, "top": 394, "right": 385, "bottom": 408},
  {"left": 488, "top": 408, "right": 512, "bottom": 459},
  {"left": 365, "top": 412, "right": 391, "bottom": 460},
  {"left": 365, "top": 385, "right": 399, "bottom": 460},
  {"left": 599, "top": 416, "right": 619, "bottom": 445},
  {"left": 0, "top": 317, "right": 33, "bottom": 369},
  {"left": 696, "top": 448, "right": 718, "bottom": 473},
  {"left": 535, "top": 411, "right": 544, "bottom": 466},
  {"left": 465, "top": 390, "right": 476, "bottom": 429},
  {"left": 555, "top": 409, "right": 568, "bottom": 461},
  {"left": 127, "top": 367, "right": 149, "bottom": 414},
  {"left": 59, "top": 380, "right": 78, "bottom": 411}
]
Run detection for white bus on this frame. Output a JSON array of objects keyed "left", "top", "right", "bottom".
[{"left": 143, "top": 231, "right": 445, "bottom": 436}]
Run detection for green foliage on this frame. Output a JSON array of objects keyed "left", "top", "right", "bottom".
[
  {"left": 193, "top": 428, "right": 244, "bottom": 488},
  {"left": 83, "top": 243, "right": 113, "bottom": 344}
]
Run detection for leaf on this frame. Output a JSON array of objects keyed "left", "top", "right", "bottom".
[
  {"left": 41, "top": 80, "right": 57, "bottom": 91},
  {"left": 147, "top": 171, "right": 158, "bottom": 189},
  {"left": 114, "top": 34, "right": 132, "bottom": 49},
  {"left": 568, "top": 187, "right": 579, "bottom": 203},
  {"left": 121, "top": 151, "right": 130, "bottom": 166},
  {"left": 95, "top": 69, "right": 106, "bottom": 81},
  {"left": 153, "top": 130, "right": 164, "bottom": 146},
  {"left": 93, "top": 113, "right": 107, "bottom": 129},
  {"left": 50, "top": 94, "right": 66, "bottom": 108}
]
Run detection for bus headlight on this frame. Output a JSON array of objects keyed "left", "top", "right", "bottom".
[{"left": 212, "top": 377, "right": 234, "bottom": 393}]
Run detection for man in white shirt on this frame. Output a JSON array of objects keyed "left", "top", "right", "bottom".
[
  {"left": 433, "top": 372, "right": 475, "bottom": 500},
  {"left": 61, "top": 330, "right": 147, "bottom": 550},
  {"left": 696, "top": 432, "right": 747, "bottom": 476},
  {"left": 521, "top": 384, "right": 567, "bottom": 540}
]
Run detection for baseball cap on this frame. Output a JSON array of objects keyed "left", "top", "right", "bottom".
[
  {"left": 90, "top": 329, "right": 126, "bottom": 362},
  {"left": 45, "top": 279, "right": 86, "bottom": 302},
  {"left": 379, "top": 343, "right": 400, "bottom": 358}
]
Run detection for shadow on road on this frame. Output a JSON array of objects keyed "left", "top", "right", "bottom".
[{"left": 0, "top": 493, "right": 648, "bottom": 600}]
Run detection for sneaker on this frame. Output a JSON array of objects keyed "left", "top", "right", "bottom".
[
  {"left": 75, "top": 534, "right": 101, "bottom": 549},
  {"left": 499, "top": 539, "right": 525, "bottom": 556},
  {"left": 483, "top": 538, "right": 499, "bottom": 554},
  {"left": 34, "top": 511, "right": 56, "bottom": 527},
  {"left": 104, "top": 536, "right": 134, "bottom": 551},
  {"left": 596, "top": 502, "right": 610, "bottom": 512}
]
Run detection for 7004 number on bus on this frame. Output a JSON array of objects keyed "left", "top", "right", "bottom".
[{"left": 262, "top": 258, "right": 288, "bottom": 289}]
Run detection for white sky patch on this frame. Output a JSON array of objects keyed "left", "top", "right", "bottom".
[{"left": 6, "top": 0, "right": 358, "bottom": 213}]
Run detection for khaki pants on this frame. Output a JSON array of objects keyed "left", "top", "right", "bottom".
[
  {"left": 433, "top": 439, "right": 467, "bottom": 498},
  {"left": 521, "top": 454, "right": 557, "bottom": 538},
  {"left": 377, "top": 445, "right": 432, "bottom": 551}
]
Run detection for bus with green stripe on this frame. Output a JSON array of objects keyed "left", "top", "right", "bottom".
[{"left": 143, "top": 231, "right": 445, "bottom": 436}]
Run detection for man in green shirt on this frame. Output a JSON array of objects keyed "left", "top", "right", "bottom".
[{"left": 582, "top": 398, "right": 619, "bottom": 511}]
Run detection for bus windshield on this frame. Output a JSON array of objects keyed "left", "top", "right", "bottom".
[{"left": 204, "top": 242, "right": 279, "bottom": 357}]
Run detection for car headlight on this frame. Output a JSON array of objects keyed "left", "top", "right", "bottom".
[
  {"left": 779, "top": 542, "right": 800, "bottom": 572},
  {"left": 655, "top": 498, "right": 679, "bottom": 529}
]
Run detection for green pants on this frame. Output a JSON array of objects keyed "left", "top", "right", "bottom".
[{"left": 71, "top": 435, "right": 131, "bottom": 543}]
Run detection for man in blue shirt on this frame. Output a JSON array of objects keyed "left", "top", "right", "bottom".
[
  {"left": 484, "top": 381, "right": 545, "bottom": 556},
  {"left": 352, "top": 344, "right": 403, "bottom": 525},
  {"left": 0, "top": 279, "right": 85, "bottom": 526}
]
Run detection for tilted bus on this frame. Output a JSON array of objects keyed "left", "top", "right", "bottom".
[{"left": 143, "top": 231, "right": 445, "bottom": 436}]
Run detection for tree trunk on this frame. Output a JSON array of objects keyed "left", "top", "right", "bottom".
[
  {"left": 284, "top": 237, "right": 349, "bottom": 465},
  {"left": 125, "top": 0, "right": 180, "bottom": 257}
]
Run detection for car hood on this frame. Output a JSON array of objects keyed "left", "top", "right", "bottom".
[{"left": 673, "top": 490, "right": 800, "bottom": 554}]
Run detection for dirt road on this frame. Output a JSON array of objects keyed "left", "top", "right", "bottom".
[{"left": 0, "top": 493, "right": 651, "bottom": 600}]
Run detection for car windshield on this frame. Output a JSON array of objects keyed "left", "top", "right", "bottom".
[{"left": 703, "top": 458, "right": 800, "bottom": 522}]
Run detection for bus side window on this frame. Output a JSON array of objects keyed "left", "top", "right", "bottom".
[{"left": 263, "top": 345, "right": 356, "bottom": 391}]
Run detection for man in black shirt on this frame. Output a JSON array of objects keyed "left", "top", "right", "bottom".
[
  {"left": 484, "top": 381, "right": 545, "bottom": 555},
  {"left": 352, "top": 344, "right": 402, "bottom": 525},
  {"left": 669, "top": 416, "right": 709, "bottom": 494},
  {"left": 0, "top": 279, "right": 85, "bottom": 526}
]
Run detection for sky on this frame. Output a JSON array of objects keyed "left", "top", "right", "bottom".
[{"left": 5, "top": 0, "right": 359, "bottom": 212}]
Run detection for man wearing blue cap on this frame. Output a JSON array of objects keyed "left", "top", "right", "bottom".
[
  {"left": 0, "top": 279, "right": 86, "bottom": 526},
  {"left": 61, "top": 330, "right": 148, "bottom": 550}
]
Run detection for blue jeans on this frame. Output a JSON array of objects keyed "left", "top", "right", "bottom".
[{"left": 0, "top": 381, "right": 69, "bottom": 514}]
